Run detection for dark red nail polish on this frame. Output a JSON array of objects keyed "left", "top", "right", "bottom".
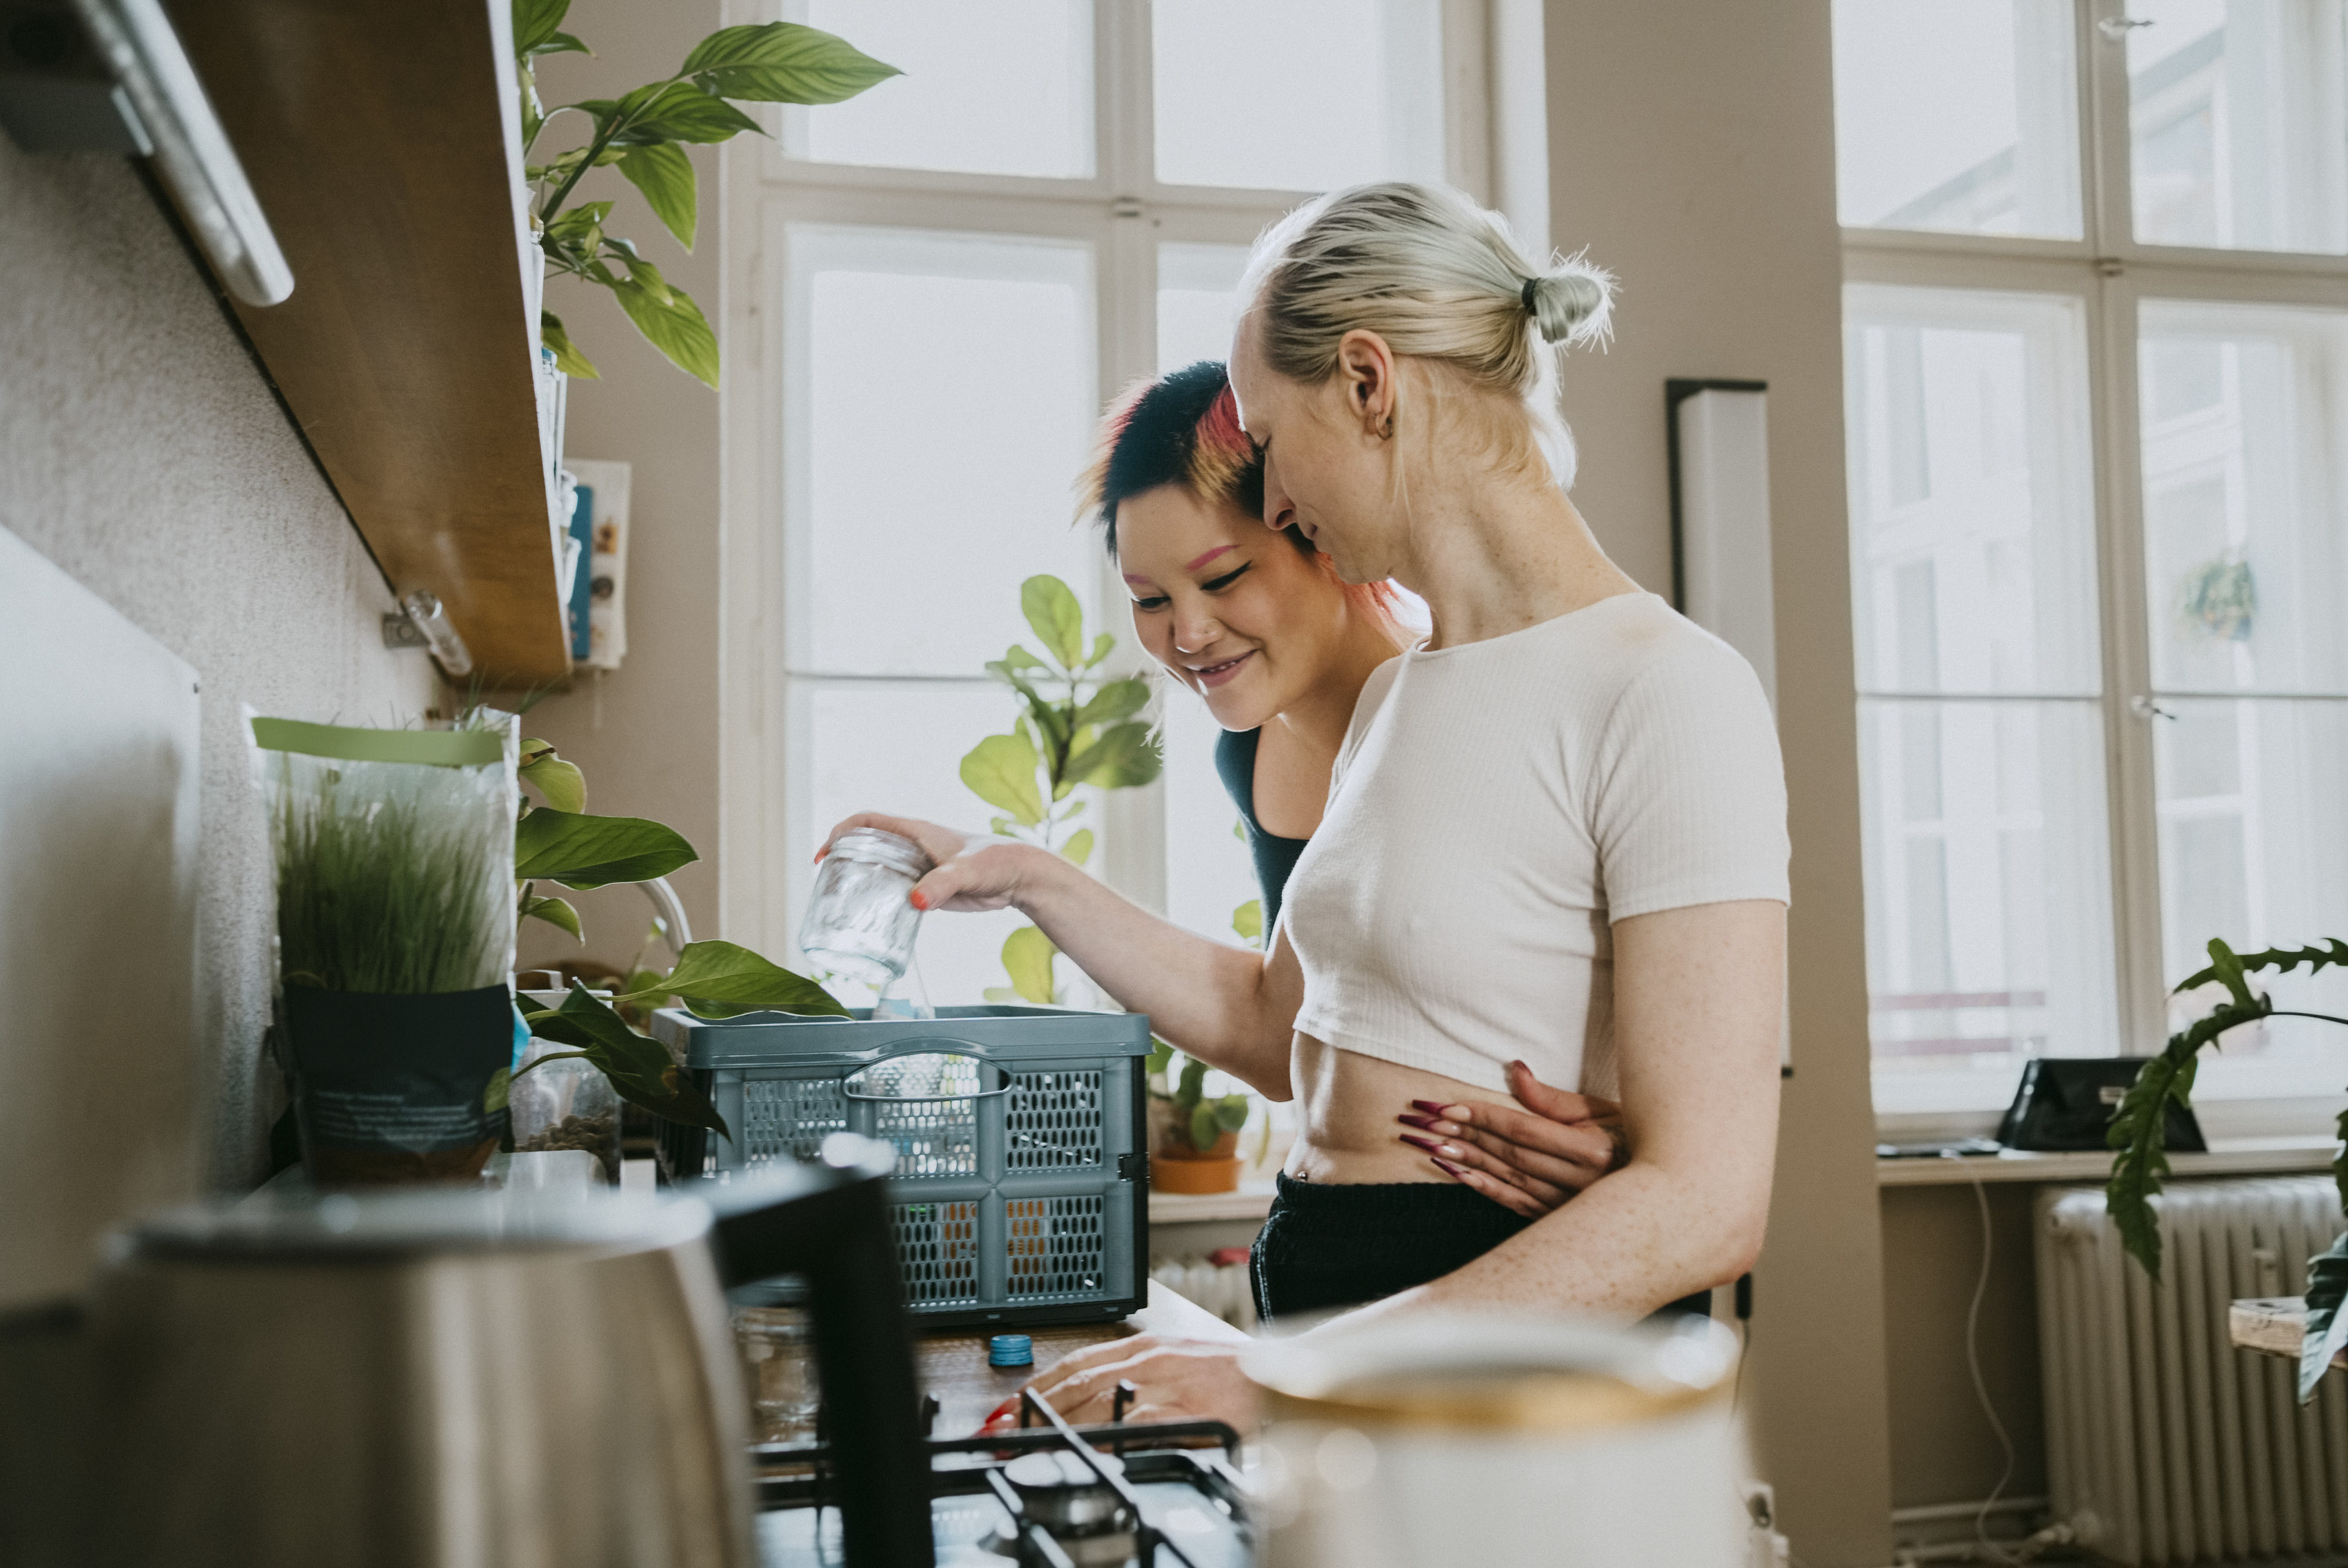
[
  {"left": 1411, "top": 1099, "right": 1448, "bottom": 1115},
  {"left": 1398, "top": 1113, "right": 1437, "bottom": 1131},
  {"left": 1399, "top": 1133, "right": 1439, "bottom": 1153},
  {"left": 1431, "top": 1156, "right": 1466, "bottom": 1177}
]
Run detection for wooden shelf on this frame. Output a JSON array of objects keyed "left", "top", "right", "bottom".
[
  {"left": 169, "top": 0, "right": 570, "bottom": 686},
  {"left": 1878, "top": 1136, "right": 2335, "bottom": 1188}
]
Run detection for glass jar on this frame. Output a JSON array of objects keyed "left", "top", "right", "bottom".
[
  {"left": 732, "top": 1303, "right": 819, "bottom": 1445},
  {"left": 509, "top": 1034, "right": 622, "bottom": 1184},
  {"left": 801, "top": 827, "right": 932, "bottom": 987}
]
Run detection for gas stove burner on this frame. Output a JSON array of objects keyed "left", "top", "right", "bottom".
[{"left": 1003, "top": 1449, "right": 1133, "bottom": 1535}]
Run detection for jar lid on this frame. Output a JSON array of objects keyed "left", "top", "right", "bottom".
[
  {"left": 1244, "top": 1313, "right": 1736, "bottom": 1433},
  {"left": 989, "top": 1332, "right": 1035, "bottom": 1367},
  {"left": 828, "top": 826, "right": 935, "bottom": 879}
]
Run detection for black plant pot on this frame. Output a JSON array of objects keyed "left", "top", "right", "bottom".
[{"left": 282, "top": 984, "right": 515, "bottom": 1185}]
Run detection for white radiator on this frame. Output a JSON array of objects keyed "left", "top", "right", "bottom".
[{"left": 2037, "top": 1177, "right": 2348, "bottom": 1564}]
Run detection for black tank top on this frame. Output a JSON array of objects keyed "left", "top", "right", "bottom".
[{"left": 1213, "top": 726, "right": 1310, "bottom": 935}]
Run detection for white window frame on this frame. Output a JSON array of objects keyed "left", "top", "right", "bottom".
[
  {"left": 1849, "top": 0, "right": 2348, "bottom": 1139},
  {"left": 715, "top": 0, "right": 1549, "bottom": 975}
]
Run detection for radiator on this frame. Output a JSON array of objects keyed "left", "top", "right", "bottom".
[{"left": 2037, "top": 1177, "right": 2348, "bottom": 1564}]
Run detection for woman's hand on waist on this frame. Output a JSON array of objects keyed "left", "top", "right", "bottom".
[
  {"left": 819, "top": 812, "right": 1070, "bottom": 915},
  {"left": 1395, "top": 1059, "right": 1626, "bottom": 1219}
]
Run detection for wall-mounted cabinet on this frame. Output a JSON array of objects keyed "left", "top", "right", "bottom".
[{"left": 167, "top": 0, "right": 570, "bottom": 687}]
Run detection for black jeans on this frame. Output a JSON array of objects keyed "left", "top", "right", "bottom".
[{"left": 1250, "top": 1173, "right": 1713, "bottom": 1325}]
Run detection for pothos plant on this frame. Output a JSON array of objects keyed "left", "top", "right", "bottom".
[
  {"left": 513, "top": 0, "right": 896, "bottom": 387},
  {"left": 2105, "top": 936, "right": 2348, "bottom": 1401},
  {"left": 503, "top": 731, "right": 847, "bottom": 1143},
  {"left": 958, "top": 574, "right": 1162, "bottom": 1005}
]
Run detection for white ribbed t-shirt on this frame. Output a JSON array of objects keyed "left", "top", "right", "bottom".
[{"left": 1281, "top": 592, "right": 1789, "bottom": 1099}]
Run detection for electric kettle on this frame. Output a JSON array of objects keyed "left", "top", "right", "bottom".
[{"left": 63, "top": 1136, "right": 931, "bottom": 1568}]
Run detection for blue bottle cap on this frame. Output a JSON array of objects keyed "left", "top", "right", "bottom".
[{"left": 989, "top": 1332, "right": 1034, "bottom": 1368}]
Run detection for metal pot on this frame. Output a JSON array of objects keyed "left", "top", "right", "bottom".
[{"left": 67, "top": 1137, "right": 931, "bottom": 1568}]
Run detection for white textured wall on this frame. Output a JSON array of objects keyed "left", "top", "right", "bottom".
[{"left": 0, "top": 142, "right": 439, "bottom": 1196}]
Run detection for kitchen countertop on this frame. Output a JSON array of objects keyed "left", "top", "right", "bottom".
[{"left": 915, "top": 1280, "right": 1249, "bottom": 1437}]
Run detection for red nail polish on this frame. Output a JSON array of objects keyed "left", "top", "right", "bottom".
[
  {"left": 1431, "top": 1156, "right": 1466, "bottom": 1177},
  {"left": 909, "top": 889, "right": 930, "bottom": 912},
  {"left": 1398, "top": 1113, "right": 1438, "bottom": 1132},
  {"left": 1410, "top": 1099, "right": 1448, "bottom": 1115},
  {"left": 1399, "top": 1133, "right": 1439, "bottom": 1153}
]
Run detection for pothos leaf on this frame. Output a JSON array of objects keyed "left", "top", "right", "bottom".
[
  {"left": 520, "top": 894, "right": 582, "bottom": 940},
  {"left": 1001, "top": 925, "right": 1057, "bottom": 1006},
  {"left": 515, "top": 807, "right": 697, "bottom": 888},
  {"left": 2301, "top": 1230, "right": 2348, "bottom": 1402},
  {"left": 519, "top": 752, "right": 585, "bottom": 813},
  {"left": 520, "top": 983, "right": 730, "bottom": 1138},
  {"left": 628, "top": 938, "right": 848, "bottom": 1019}
]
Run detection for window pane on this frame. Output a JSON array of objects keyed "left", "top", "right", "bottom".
[
  {"left": 1860, "top": 700, "right": 2119, "bottom": 1110},
  {"left": 2128, "top": 0, "right": 2348, "bottom": 254},
  {"left": 785, "top": 0, "right": 1093, "bottom": 178},
  {"left": 799, "top": 682, "right": 1068, "bottom": 1005},
  {"left": 790, "top": 227, "right": 1099, "bottom": 677},
  {"left": 1157, "top": 243, "right": 1249, "bottom": 375},
  {"left": 1831, "top": 0, "right": 2081, "bottom": 238},
  {"left": 1159, "top": 685, "right": 1261, "bottom": 944},
  {"left": 2153, "top": 697, "right": 2348, "bottom": 1095},
  {"left": 1844, "top": 287, "right": 2101, "bottom": 696},
  {"left": 1154, "top": 0, "right": 1444, "bottom": 192},
  {"left": 2140, "top": 301, "right": 2348, "bottom": 693}
]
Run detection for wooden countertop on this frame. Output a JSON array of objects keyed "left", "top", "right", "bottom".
[{"left": 916, "top": 1281, "right": 1248, "bottom": 1437}]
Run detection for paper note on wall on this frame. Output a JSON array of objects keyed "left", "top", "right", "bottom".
[{"left": 564, "top": 458, "right": 630, "bottom": 671}]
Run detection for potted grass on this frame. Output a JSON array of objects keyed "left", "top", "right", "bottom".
[{"left": 257, "top": 715, "right": 523, "bottom": 1185}]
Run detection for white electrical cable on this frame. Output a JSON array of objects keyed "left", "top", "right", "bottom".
[{"left": 1964, "top": 1170, "right": 2020, "bottom": 1566}]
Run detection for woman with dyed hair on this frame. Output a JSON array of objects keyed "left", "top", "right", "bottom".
[{"left": 829, "top": 182, "right": 1787, "bottom": 1430}]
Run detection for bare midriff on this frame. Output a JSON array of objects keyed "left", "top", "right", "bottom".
[{"left": 1282, "top": 1030, "right": 1520, "bottom": 1185}]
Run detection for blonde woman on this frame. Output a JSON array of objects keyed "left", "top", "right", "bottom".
[{"left": 828, "top": 182, "right": 1787, "bottom": 1429}]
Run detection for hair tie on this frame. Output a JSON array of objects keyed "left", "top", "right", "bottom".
[{"left": 1520, "top": 275, "right": 1540, "bottom": 316}]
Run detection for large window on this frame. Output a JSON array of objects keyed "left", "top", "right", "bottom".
[
  {"left": 1835, "top": 0, "right": 2348, "bottom": 1125},
  {"left": 723, "top": 1, "right": 1536, "bottom": 1002}
]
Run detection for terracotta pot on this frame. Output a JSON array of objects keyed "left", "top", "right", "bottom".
[{"left": 1152, "top": 1151, "right": 1243, "bottom": 1195}]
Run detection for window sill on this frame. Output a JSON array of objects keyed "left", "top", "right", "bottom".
[
  {"left": 1148, "top": 1181, "right": 1277, "bottom": 1225},
  {"left": 1878, "top": 1135, "right": 2335, "bottom": 1188}
]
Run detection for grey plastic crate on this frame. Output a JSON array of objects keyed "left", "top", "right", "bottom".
[{"left": 650, "top": 1004, "right": 1152, "bottom": 1329}]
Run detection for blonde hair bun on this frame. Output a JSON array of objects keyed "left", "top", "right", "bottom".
[{"left": 1525, "top": 256, "right": 1613, "bottom": 347}]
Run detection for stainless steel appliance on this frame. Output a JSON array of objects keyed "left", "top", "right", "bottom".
[
  {"left": 754, "top": 1387, "right": 1253, "bottom": 1567},
  {"left": 66, "top": 1137, "right": 931, "bottom": 1568}
]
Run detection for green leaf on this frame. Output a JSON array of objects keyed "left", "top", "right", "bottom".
[
  {"left": 514, "top": 807, "right": 697, "bottom": 888},
  {"left": 520, "top": 894, "right": 583, "bottom": 940},
  {"left": 1233, "top": 816, "right": 1247, "bottom": 841},
  {"left": 628, "top": 938, "right": 848, "bottom": 1018},
  {"left": 1060, "top": 828, "right": 1094, "bottom": 867},
  {"left": 1066, "top": 721, "right": 1161, "bottom": 789},
  {"left": 1212, "top": 1094, "right": 1251, "bottom": 1133},
  {"left": 522, "top": 983, "right": 730, "bottom": 1138},
  {"left": 610, "top": 275, "right": 719, "bottom": 388},
  {"left": 1001, "top": 925, "right": 1057, "bottom": 1006},
  {"left": 1176, "top": 1056, "right": 1208, "bottom": 1106},
  {"left": 608, "top": 81, "right": 764, "bottom": 146},
  {"left": 981, "top": 986, "right": 1025, "bottom": 1005},
  {"left": 1147, "top": 1038, "right": 1175, "bottom": 1078},
  {"left": 512, "top": 0, "right": 571, "bottom": 59},
  {"left": 2205, "top": 937, "right": 2254, "bottom": 1007},
  {"left": 2302, "top": 1230, "right": 2348, "bottom": 1402},
  {"left": 540, "top": 311, "right": 598, "bottom": 379},
  {"left": 519, "top": 753, "right": 586, "bottom": 813},
  {"left": 1003, "top": 645, "right": 1048, "bottom": 672},
  {"left": 1086, "top": 632, "right": 1115, "bottom": 668},
  {"left": 960, "top": 730, "right": 1044, "bottom": 825},
  {"left": 680, "top": 21, "right": 901, "bottom": 104},
  {"left": 2106, "top": 991, "right": 2273, "bottom": 1282},
  {"left": 542, "top": 198, "right": 611, "bottom": 245},
  {"left": 1075, "top": 678, "right": 1150, "bottom": 732},
  {"left": 1021, "top": 576, "right": 1085, "bottom": 669},
  {"left": 1232, "top": 899, "right": 1262, "bottom": 944},
  {"left": 538, "top": 31, "right": 589, "bottom": 57},
  {"left": 618, "top": 142, "right": 697, "bottom": 249},
  {"left": 2174, "top": 937, "right": 2348, "bottom": 996},
  {"left": 1188, "top": 1100, "right": 1221, "bottom": 1153}
]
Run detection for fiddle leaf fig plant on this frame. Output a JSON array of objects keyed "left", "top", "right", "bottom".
[
  {"left": 513, "top": 0, "right": 897, "bottom": 387},
  {"left": 2105, "top": 936, "right": 2348, "bottom": 1401},
  {"left": 501, "top": 729, "right": 847, "bottom": 1141},
  {"left": 960, "top": 574, "right": 1162, "bottom": 1005}
]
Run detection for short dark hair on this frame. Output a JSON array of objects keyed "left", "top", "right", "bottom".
[{"left": 1079, "top": 361, "right": 1265, "bottom": 555}]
